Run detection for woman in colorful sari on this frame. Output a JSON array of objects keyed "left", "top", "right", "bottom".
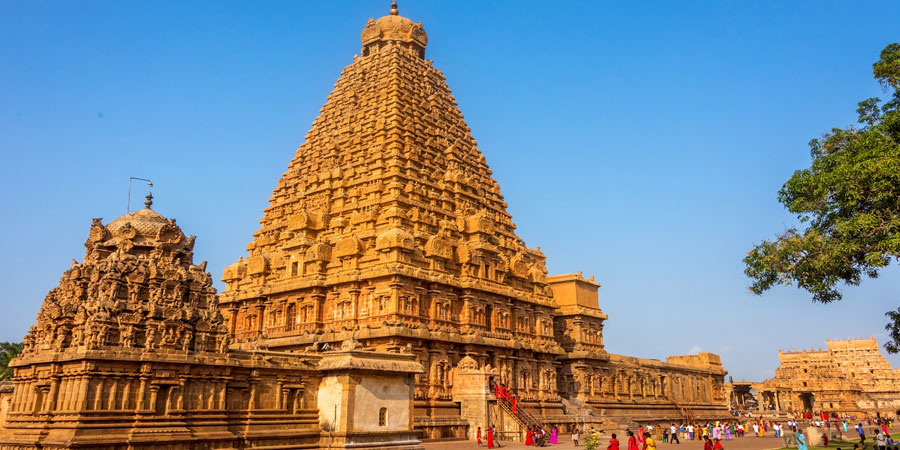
[
  {"left": 703, "top": 436, "right": 713, "bottom": 450},
  {"left": 487, "top": 426, "right": 495, "bottom": 449},
  {"left": 550, "top": 427, "right": 559, "bottom": 445},
  {"left": 725, "top": 424, "right": 733, "bottom": 441},
  {"left": 525, "top": 428, "right": 534, "bottom": 446},
  {"left": 796, "top": 432, "right": 807, "bottom": 450}
]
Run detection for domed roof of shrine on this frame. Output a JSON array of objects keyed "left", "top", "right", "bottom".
[
  {"left": 361, "top": 1, "right": 427, "bottom": 51},
  {"left": 101, "top": 194, "right": 186, "bottom": 246}
]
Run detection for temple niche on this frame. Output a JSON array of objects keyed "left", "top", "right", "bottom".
[
  {"left": 0, "top": 196, "right": 423, "bottom": 450},
  {"left": 731, "top": 338, "right": 900, "bottom": 417},
  {"left": 217, "top": 2, "right": 728, "bottom": 439}
]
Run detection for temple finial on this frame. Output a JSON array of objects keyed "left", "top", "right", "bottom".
[
  {"left": 144, "top": 192, "right": 153, "bottom": 209},
  {"left": 390, "top": 0, "right": 399, "bottom": 15}
]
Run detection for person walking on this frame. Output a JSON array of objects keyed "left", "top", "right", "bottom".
[
  {"left": 703, "top": 436, "right": 713, "bottom": 450},
  {"left": 487, "top": 425, "right": 495, "bottom": 449},
  {"left": 670, "top": 425, "right": 680, "bottom": 444},
  {"left": 572, "top": 429, "right": 579, "bottom": 447},
  {"left": 713, "top": 438, "right": 724, "bottom": 450},
  {"left": 628, "top": 431, "right": 640, "bottom": 450},
  {"left": 477, "top": 426, "right": 483, "bottom": 446}
]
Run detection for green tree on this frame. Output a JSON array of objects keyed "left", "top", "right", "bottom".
[
  {"left": 744, "top": 43, "right": 900, "bottom": 353},
  {"left": 0, "top": 341, "right": 24, "bottom": 381}
]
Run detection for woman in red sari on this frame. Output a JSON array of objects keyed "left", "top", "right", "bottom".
[
  {"left": 608, "top": 433, "right": 620, "bottom": 450},
  {"left": 525, "top": 428, "right": 535, "bottom": 446},
  {"left": 703, "top": 436, "right": 713, "bottom": 450},
  {"left": 628, "top": 431, "right": 640, "bottom": 450},
  {"left": 487, "top": 426, "right": 494, "bottom": 449},
  {"left": 512, "top": 398, "right": 518, "bottom": 413}
]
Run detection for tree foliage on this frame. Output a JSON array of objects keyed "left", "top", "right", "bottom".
[
  {"left": 744, "top": 43, "right": 900, "bottom": 353},
  {"left": 0, "top": 341, "right": 24, "bottom": 381}
]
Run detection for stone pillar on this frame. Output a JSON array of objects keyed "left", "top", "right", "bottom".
[
  {"left": 93, "top": 378, "right": 106, "bottom": 410},
  {"left": 256, "top": 302, "right": 266, "bottom": 335},
  {"left": 121, "top": 379, "right": 132, "bottom": 410},
  {"left": 248, "top": 378, "right": 258, "bottom": 411},
  {"left": 136, "top": 377, "right": 148, "bottom": 411},
  {"left": 389, "top": 281, "right": 402, "bottom": 315},
  {"left": 276, "top": 380, "right": 284, "bottom": 410},
  {"left": 217, "top": 382, "right": 226, "bottom": 410},
  {"left": 229, "top": 308, "right": 239, "bottom": 335},
  {"left": 77, "top": 376, "right": 90, "bottom": 411},
  {"left": 106, "top": 378, "right": 119, "bottom": 410},
  {"left": 12, "top": 380, "right": 25, "bottom": 412},
  {"left": 148, "top": 386, "right": 159, "bottom": 413},
  {"left": 46, "top": 377, "right": 60, "bottom": 412}
]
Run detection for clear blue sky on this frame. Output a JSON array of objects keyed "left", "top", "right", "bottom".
[{"left": 2, "top": 0, "right": 899, "bottom": 381}]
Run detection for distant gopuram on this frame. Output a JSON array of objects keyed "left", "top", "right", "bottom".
[
  {"left": 730, "top": 338, "right": 900, "bottom": 416},
  {"left": 217, "top": 2, "right": 727, "bottom": 439}
]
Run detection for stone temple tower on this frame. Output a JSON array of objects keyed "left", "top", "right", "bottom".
[
  {"left": 219, "top": 1, "right": 564, "bottom": 434},
  {"left": 217, "top": 3, "right": 730, "bottom": 439}
]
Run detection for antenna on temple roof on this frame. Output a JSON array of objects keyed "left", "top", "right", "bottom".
[
  {"left": 127, "top": 177, "right": 154, "bottom": 213},
  {"left": 390, "top": 0, "right": 399, "bottom": 15}
]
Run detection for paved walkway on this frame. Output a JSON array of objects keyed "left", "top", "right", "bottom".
[{"left": 424, "top": 434, "right": 787, "bottom": 450}]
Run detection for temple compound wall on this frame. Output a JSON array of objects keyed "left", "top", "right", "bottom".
[
  {"left": 213, "top": 4, "right": 728, "bottom": 439},
  {"left": 745, "top": 338, "right": 900, "bottom": 417},
  {"left": 0, "top": 200, "right": 423, "bottom": 450}
]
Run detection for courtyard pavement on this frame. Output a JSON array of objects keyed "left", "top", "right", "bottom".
[{"left": 424, "top": 434, "right": 789, "bottom": 450}]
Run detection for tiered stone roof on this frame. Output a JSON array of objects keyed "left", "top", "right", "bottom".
[
  {"left": 22, "top": 195, "right": 230, "bottom": 356},
  {"left": 221, "top": 3, "right": 551, "bottom": 306}
]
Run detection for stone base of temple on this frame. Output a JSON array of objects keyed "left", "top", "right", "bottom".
[{"left": 319, "top": 431, "right": 424, "bottom": 450}]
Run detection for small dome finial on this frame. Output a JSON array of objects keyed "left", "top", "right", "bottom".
[
  {"left": 389, "top": 0, "right": 399, "bottom": 15},
  {"left": 144, "top": 192, "right": 154, "bottom": 209}
]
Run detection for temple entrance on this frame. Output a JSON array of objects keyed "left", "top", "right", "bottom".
[{"left": 800, "top": 393, "right": 814, "bottom": 412}]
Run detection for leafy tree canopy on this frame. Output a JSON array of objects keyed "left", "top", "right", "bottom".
[
  {"left": 744, "top": 43, "right": 900, "bottom": 353},
  {"left": 0, "top": 341, "right": 24, "bottom": 381}
]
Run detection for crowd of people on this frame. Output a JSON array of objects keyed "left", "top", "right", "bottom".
[
  {"left": 472, "top": 415, "right": 898, "bottom": 449},
  {"left": 478, "top": 385, "right": 897, "bottom": 450}
]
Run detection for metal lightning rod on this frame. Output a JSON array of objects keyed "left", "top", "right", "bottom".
[{"left": 127, "top": 177, "right": 153, "bottom": 213}]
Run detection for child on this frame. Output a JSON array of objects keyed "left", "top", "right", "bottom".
[{"left": 573, "top": 429, "right": 580, "bottom": 447}]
